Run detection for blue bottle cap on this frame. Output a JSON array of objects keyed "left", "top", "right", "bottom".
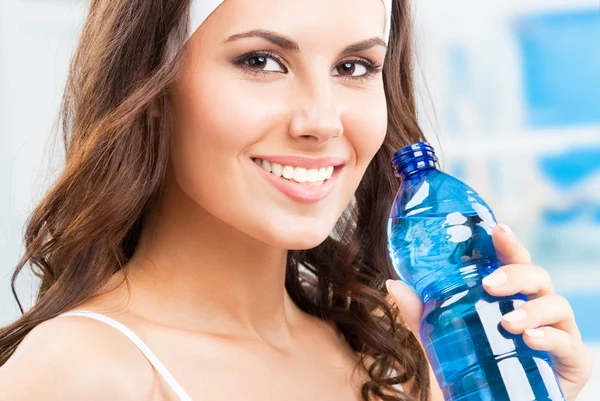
[{"left": 392, "top": 142, "right": 439, "bottom": 178}]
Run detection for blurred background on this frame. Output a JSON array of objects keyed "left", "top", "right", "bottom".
[{"left": 0, "top": 0, "right": 598, "bottom": 397}]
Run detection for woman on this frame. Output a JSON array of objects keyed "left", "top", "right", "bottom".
[{"left": 0, "top": 0, "right": 593, "bottom": 400}]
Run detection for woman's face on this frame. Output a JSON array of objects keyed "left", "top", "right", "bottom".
[{"left": 169, "top": 0, "right": 389, "bottom": 249}]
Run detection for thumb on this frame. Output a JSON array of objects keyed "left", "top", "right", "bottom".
[{"left": 386, "top": 279, "right": 424, "bottom": 337}]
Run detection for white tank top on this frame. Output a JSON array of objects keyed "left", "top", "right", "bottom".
[
  {"left": 57, "top": 310, "right": 404, "bottom": 399},
  {"left": 56, "top": 310, "right": 193, "bottom": 401}
]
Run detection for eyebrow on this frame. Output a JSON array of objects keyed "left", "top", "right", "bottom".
[{"left": 223, "top": 29, "right": 387, "bottom": 56}]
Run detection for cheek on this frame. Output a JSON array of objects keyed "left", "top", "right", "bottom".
[
  {"left": 176, "top": 76, "right": 287, "bottom": 153},
  {"left": 344, "top": 91, "right": 388, "bottom": 172},
  {"left": 330, "top": 90, "right": 387, "bottom": 213},
  {"left": 169, "top": 70, "right": 288, "bottom": 193}
]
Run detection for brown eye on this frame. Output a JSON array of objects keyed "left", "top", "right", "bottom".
[
  {"left": 332, "top": 61, "right": 368, "bottom": 77},
  {"left": 337, "top": 62, "right": 356, "bottom": 76},
  {"left": 248, "top": 55, "right": 267, "bottom": 68},
  {"left": 242, "top": 54, "right": 285, "bottom": 72}
]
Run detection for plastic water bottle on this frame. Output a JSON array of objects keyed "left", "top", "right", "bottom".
[{"left": 387, "top": 142, "right": 565, "bottom": 401}]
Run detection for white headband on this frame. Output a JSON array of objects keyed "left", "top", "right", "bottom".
[{"left": 188, "top": 0, "right": 393, "bottom": 45}]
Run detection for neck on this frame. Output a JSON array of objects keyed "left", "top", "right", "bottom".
[{"left": 121, "top": 167, "right": 303, "bottom": 346}]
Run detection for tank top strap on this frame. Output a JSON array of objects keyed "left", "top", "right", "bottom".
[{"left": 56, "top": 309, "right": 193, "bottom": 401}]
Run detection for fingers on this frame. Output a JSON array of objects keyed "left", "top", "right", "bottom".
[
  {"left": 500, "top": 295, "right": 581, "bottom": 341},
  {"left": 522, "top": 326, "right": 593, "bottom": 378},
  {"left": 492, "top": 224, "right": 532, "bottom": 265},
  {"left": 482, "top": 261, "right": 579, "bottom": 339},
  {"left": 482, "top": 263, "right": 554, "bottom": 299},
  {"left": 385, "top": 279, "right": 423, "bottom": 336}
]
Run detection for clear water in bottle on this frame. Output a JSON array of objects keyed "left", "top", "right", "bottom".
[{"left": 387, "top": 142, "right": 565, "bottom": 401}]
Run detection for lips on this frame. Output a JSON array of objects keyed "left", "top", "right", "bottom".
[{"left": 250, "top": 155, "right": 346, "bottom": 203}]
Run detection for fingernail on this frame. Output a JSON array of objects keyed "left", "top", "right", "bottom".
[
  {"left": 524, "top": 328, "right": 545, "bottom": 338},
  {"left": 385, "top": 280, "right": 398, "bottom": 297},
  {"left": 482, "top": 271, "right": 508, "bottom": 287},
  {"left": 499, "top": 224, "right": 517, "bottom": 242},
  {"left": 386, "top": 279, "right": 401, "bottom": 297},
  {"left": 385, "top": 279, "right": 394, "bottom": 294},
  {"left": 503, "top": 308, "right": 526, "bottom": 323}
]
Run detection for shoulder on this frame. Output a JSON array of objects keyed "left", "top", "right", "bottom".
[{"left": 0, "top": 313, "right": 157, "bottom": 401}]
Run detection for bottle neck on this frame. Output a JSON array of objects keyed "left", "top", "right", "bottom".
[{"left": 392, "top": 142, "right": 439, "bottom": 180}]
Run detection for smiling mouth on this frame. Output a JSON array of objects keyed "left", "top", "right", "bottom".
[{"left": 251, "top": 158, "right": 337, "bottom": 186}]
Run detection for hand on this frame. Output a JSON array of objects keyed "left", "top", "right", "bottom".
[{"left": 386, "top": 224, "right": 595, "bottom": 401}]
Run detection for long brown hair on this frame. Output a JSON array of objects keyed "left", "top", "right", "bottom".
[{"left": 0, "top": 1, "right": 430, "bottom": 400}]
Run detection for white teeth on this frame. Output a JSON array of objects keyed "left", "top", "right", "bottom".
[
  {"left": 325, "top": 166, "right": 334, "bottom": 179},
  {"left": 282, "top": 165, "right": 294, "bottom": 179},
  {"left": 271, "top": 163, "right": 283, "bottom": 177},
  {"left": 261, "top": 160, "right": 272, "bottom": 173},
  {"left": 253, "top": 158, "right": 336, "bottom": 185},
  {"left": 318, "top": 167, "right": 328, "bottom": 181},
  {"left": 293, "top": 167, "right": 308, "bottom": 183},
  {"left": 307, "top": 169, "right": 319, "bottom": 183}
]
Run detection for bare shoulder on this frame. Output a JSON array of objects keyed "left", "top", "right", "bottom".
[{"left": 0, "top": 313, "right": 157, "bottom": 401}]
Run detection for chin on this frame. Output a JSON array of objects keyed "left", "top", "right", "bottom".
[
  {"left": 259, "top": 215, "right": 336, "bottom": 251},
  {"left": 282, "top": 235, "right": 330, "bottom": 251}
]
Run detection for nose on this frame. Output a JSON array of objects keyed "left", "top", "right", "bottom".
[{"left": 288, "top": 77, "right": 344, "bottom": 146}]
